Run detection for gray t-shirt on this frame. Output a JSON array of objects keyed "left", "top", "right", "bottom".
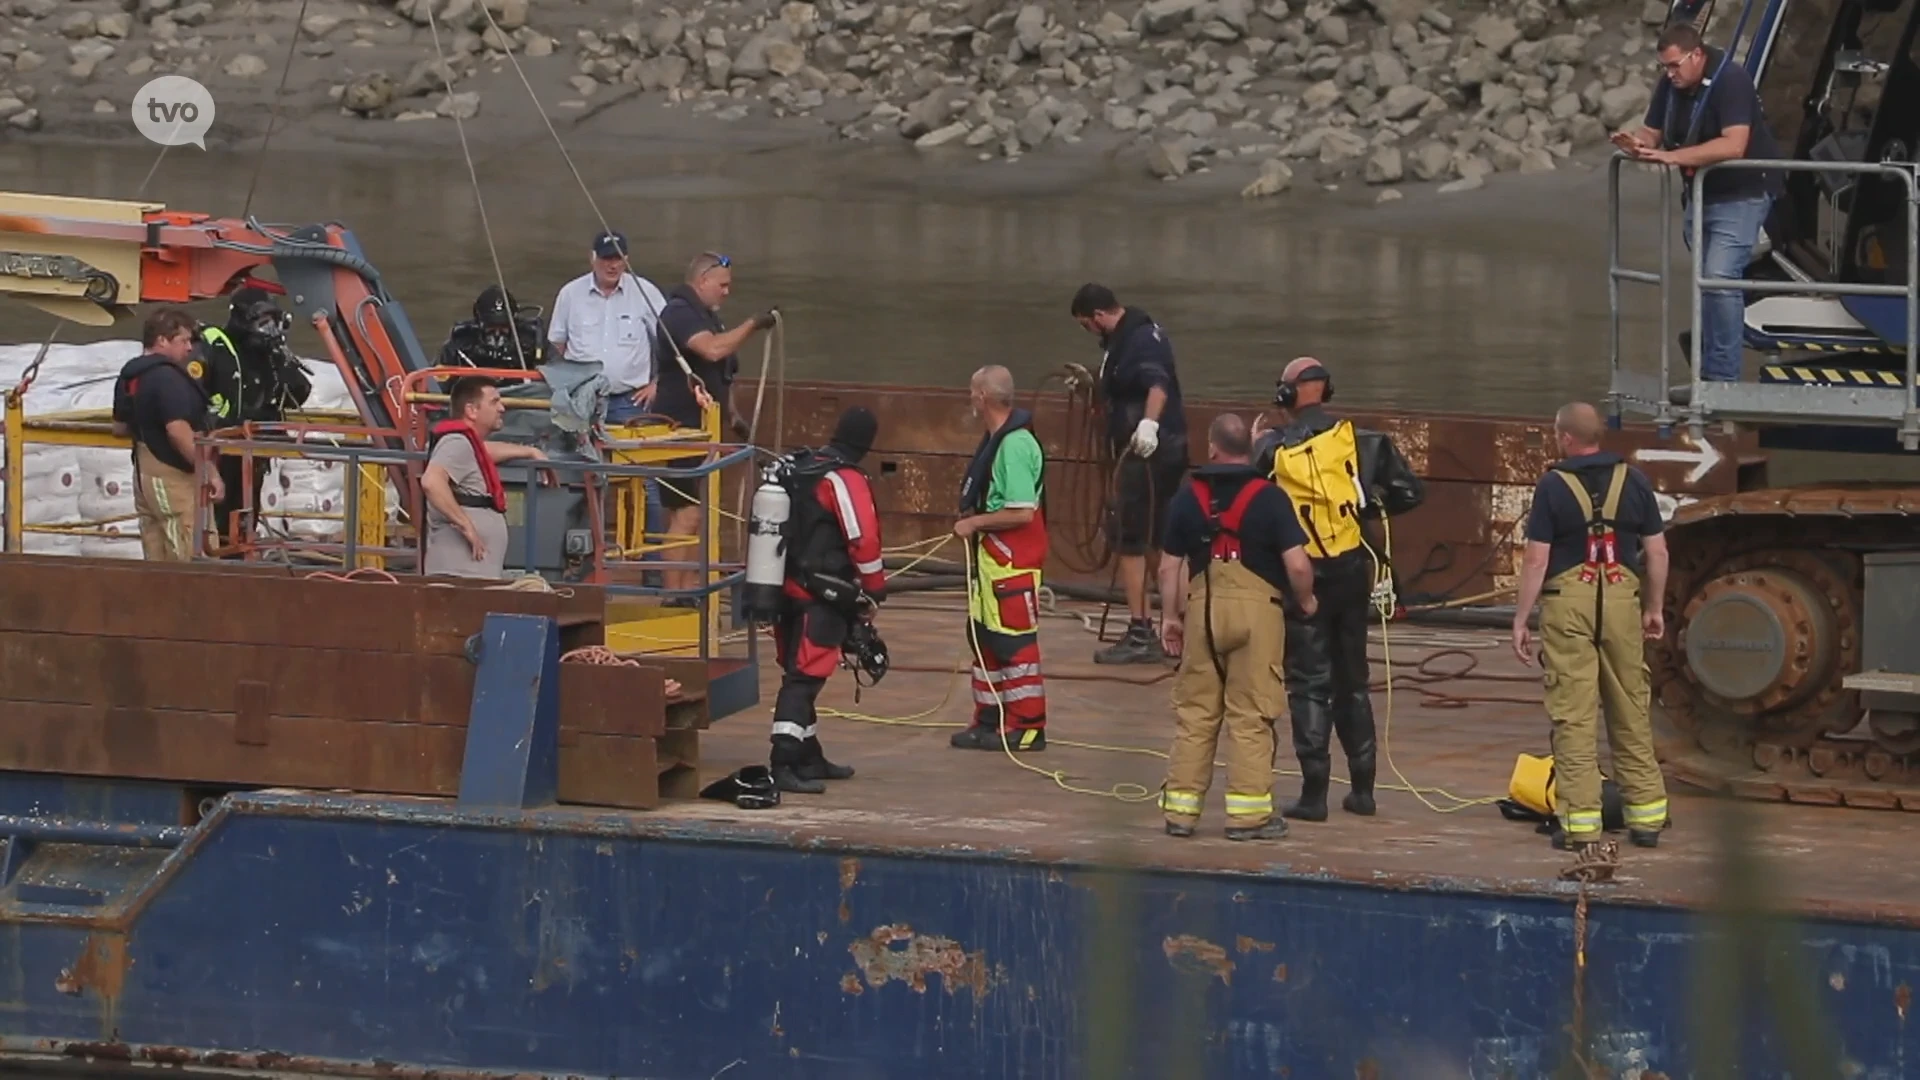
[{"left": 425, "top": 434, "right": 509, "bottom": 579}]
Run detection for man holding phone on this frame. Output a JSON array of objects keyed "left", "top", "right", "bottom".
[{"left": 1613, "top": 22, "right": 1782, "bottom": 383}]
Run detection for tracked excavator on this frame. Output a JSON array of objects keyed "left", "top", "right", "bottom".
[{"left": 1610, "top": 0, "right": 1920, "bottom": 807}]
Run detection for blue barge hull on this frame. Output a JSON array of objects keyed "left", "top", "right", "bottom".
[
  {"left": 7, "top": 606, "right": 1920, "bottom": 1080},
  {"left": 1, "top": 782, "right": 1917, "bottom": 1080}
]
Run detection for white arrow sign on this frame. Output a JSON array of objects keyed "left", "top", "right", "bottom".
[{"left": 1634, "top": 436, "right": 1724, "bottom": 485}]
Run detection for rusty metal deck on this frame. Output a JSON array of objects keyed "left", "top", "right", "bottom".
[{"left": 684, "top": 601, "right": 1920, "bottom": 924}]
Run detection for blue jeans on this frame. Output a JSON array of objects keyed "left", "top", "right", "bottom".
[
  {"left": 604, "top": 392, "right": 647, "bottom": 425},
  {"left": 1683, "top": 194, "right": 1773, "bottom": 382}
]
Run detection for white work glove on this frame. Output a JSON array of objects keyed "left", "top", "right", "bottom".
[{"left": 1129, "top": 418, "right": 1159, "bottom": 458}]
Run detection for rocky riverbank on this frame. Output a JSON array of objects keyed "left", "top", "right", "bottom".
[{"left": 0, "top": 0, "right": 1669, "bottom": 200}]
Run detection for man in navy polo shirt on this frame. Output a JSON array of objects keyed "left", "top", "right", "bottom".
[
  {"left": 651, "top": 251, "right": 778, "bottom": 602},
  {"left": 1616, "top": 22, "right": 1783, "bottom": 383}
]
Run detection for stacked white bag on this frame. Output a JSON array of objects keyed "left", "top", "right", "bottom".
[{"left": 0, "top": 339, "right": 397, "bottom": 558}]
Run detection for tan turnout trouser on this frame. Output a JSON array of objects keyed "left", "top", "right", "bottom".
[
  {"left": 1540, "top": 565, "right": 1669, "bottom": 839},
  {"left": 1161, "top": 560, "right": 1288, "bottom": 828},
  {"left": 133, "top": 443, "right": 198, "bottom": 562}
]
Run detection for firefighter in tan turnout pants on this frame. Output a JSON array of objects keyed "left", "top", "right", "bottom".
[
  {"left": 1511, "top": 403, "right": 1672, "bottom": 853},
  {"left": 1157, "top": 415, "right": 1318, "bottom": 841}
]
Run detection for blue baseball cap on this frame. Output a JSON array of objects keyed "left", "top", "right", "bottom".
[{"left": 591, "top": 230, "right": 629, "bottom": 259}]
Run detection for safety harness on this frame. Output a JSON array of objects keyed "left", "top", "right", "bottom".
[
  {"left": 1552, "top": 462, "right": 1630, "bottom": 645},
  {"left": 1189, "top": 475, "right": 1269, "bottom": 681}
]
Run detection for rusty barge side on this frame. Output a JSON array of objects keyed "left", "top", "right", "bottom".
[{"left": 736, "top": 379, "right": 1761, "bottom": 598}]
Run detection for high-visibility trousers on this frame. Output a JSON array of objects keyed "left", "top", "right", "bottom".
[
  {"left": 1540, "top": 565, "right": 1669, "bottom": 839},
  {"left": 1160, "top": 561, "right": 1287, "bottom": 827},
  {"left": 967, "top": 541, "right": 1046, "bottom": 734}
]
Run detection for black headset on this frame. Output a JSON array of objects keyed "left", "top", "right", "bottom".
[{"left": 1273, "top": 364, "right": 1334, "bottom": 409}]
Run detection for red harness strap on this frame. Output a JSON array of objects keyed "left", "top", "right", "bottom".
[
  {"left": 1189, "top": 477, "right": 1269, "bottom": 561},
  {"left": 431, "top": 419, "right": 507, "bottom": 512}
]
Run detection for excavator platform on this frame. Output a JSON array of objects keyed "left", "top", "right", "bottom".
[{"left": 1604, "top": 0, "right": 1920, "bottom": 816}]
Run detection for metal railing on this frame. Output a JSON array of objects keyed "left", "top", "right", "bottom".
[{"left": 1607, "top": 153, "right": 1920, "bottom": 447}]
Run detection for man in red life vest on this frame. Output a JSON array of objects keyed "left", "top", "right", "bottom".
[
  {"left": 421, "top": 376, "right": 548, "bottom": 579},
  {"left": 770, "top": 406, "right": 888, "bottom": 794},
  {"left": 1156, "top": 414, "right": 1317, "bottom": 841},
  {"left": 952, "top": 365, "right": 1050, "bottom": 752}
]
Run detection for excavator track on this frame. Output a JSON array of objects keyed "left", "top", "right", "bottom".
[{"left": 1653, "top": 484, "right": 1920, "bottom": 810}]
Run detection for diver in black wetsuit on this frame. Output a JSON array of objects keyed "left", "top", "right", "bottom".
[{"left": 439, "top": 285, "right": 546, "bottom": 371}]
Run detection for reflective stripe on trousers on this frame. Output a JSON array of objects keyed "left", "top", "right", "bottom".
[{"left": 967, "top": 540, "right": 1047, "bottom": 729}]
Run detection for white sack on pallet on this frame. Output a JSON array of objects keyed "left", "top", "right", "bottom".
[{"left": 0, "top": 340, "right": 381, "bottom": 556}]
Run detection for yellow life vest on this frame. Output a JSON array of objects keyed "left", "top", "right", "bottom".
[{"left": 1269, "top": 418, "right": 1366, "bottom": 559}]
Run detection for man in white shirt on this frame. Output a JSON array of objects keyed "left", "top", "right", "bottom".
[{"left": 548, "top": 230, "right": 669, "bottom": 425}]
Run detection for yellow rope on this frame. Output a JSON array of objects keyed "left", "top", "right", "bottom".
[{"left": 821, "top": 514, "right": 1505, "bottom": 813}]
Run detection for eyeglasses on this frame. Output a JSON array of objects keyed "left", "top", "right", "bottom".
[{"left": 1656, "top": 49, "right": 1699, "bottom": 72}]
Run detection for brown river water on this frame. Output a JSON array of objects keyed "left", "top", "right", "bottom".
[{"left": 0, "top": 138, "right": 1686, "bottom": 419}]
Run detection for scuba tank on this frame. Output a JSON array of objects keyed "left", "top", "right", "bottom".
[{"left": 743, "top": 458, "right": 793, "bottom": 623}]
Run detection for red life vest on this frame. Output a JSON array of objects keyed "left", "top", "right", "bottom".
[
  {"left": 1188, "top": 476, "right": 1269, "bottom": 561},
  {"left": 430, "top": 419, "right": 507, "bottom": 513}
]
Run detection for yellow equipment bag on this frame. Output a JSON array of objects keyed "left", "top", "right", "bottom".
[
  {"left": 1270, "top": 419, "right": 1366, "bottom": 559},
  {"left": 1508, "top": 753, "right": 1557, "bottom": 817},
  {"left": 1502, "top": 752, "right": 1626, "bottom": 830}
]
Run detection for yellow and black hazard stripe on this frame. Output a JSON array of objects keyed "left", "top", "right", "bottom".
[
  {"left": 1748, "top": 337, "right": 1902, "bottom": 355},
  {"left": 1760, "top": 364, "right": 1912, "bottom": 387}
]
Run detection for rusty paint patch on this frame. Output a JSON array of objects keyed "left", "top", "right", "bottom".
[
  {"left": 1273, "top": 962, "right": 1288, "bottom": 983},
  {"left": 1354, "top": 1060, "right": 1380, "bottom": 1080},
  {"left": 839, "top": 972, "right": 864, "bottom": 996},
  {"left": 1235, "top": 935, "right": 1275, "bottom": 954},
  {"left": 1374, "top": 417, "right": 1431, "bottom": 475},
  {"left": 1898, "top": 982, "right": 1911, "bottom": 1021},
  {"left": 1162, "top": 935, "right": 1234, "bottom": 985},
  {"left": 838, "top": 856, "right": 859, "bottom": 925},
  {"left": 848, "top": 924, "right": 992, "bottom": 998},
  {"left": 1486, "top": 483, "right": 1533, "bottom": 590},
  {"left": 54, "top": 934, "right": 128, "bottom": 1001}
]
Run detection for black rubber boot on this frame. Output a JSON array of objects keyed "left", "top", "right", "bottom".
[
  {"left": 772, "top": 764, "right": 825, "bottom": 794},
  {"left": 1284, "top": 761, "right": 1330, "bottom": 821},
  {"left": 797, "top": 737, "right": 854, "bottom": 781},
  {"left": 1283, "top": 700, "right": 1334, "bottom": 821},
  {"left": 1342, "top": 752, "right": 1377, "bottom": 816}
]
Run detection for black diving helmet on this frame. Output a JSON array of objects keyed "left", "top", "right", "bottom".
[
  {"left": 473, "top": 284, "right": 525, "bottom": 361},
  {"left": 230, "top": 288, "right": 292, "bottom": 348}
]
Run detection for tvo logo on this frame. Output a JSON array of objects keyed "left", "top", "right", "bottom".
[{"left": 131, "top": 75, "right": 215, "bottom": 149}]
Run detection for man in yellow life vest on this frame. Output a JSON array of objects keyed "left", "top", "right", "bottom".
[
  {"left": 1510, "top": 402, "right": 1671, "bottom": 853},
  {"left": 1252, "top": 357, "right": 1424, "bottom": 821}
]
